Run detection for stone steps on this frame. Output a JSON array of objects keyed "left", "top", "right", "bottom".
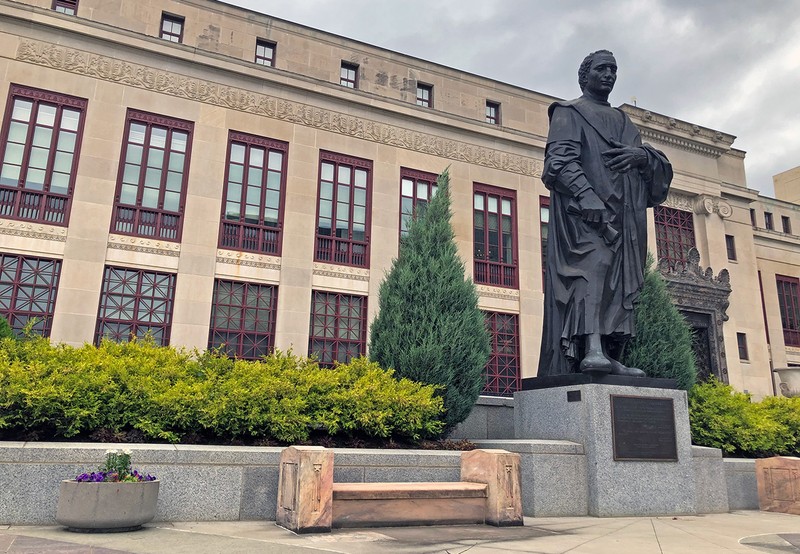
[{"left": 331, "top": 481, "right": 489, "bottom": 527}]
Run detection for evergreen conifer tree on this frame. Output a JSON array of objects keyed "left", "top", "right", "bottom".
[
  {"left": 369, "top": 169, "right": 490, "bottom": 430},
  {"left": 621, "top": 255, "right": 697, "bottom": 389}
]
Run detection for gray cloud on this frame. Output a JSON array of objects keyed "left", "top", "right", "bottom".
[{"left": 226, "top": 0, "right": 800, "bottom": 196}]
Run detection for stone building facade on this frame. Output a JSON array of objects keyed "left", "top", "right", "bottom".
[{"left": 0, "top": 0, "right": 795, "bottom": 398}]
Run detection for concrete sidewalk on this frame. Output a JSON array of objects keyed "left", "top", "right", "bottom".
[{"left": 1, "top": 511, "right": 799, "bottom": 553}]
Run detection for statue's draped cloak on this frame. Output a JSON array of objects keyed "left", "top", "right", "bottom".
[{"left": 538, "top": 96, "right": 672, "bottom": 376}]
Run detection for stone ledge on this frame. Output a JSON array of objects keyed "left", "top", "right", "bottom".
[
  {"left": 475, "top": 439, "right": 584, "bottom": 455},
  {"left": 692, "top": 445, "right": 724, "bottom": 458}
]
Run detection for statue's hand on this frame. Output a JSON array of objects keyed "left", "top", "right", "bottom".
[
  {"left": 603, "top": 140, "right": 647, "bottom": 173},
  {"left": 576, "top": 189, "right": 608, "bottom": 225}
]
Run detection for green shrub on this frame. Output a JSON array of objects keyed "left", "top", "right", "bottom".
[
  {"left": 369, "top": 169, "right": 490, "bottom": 431},
  {"left": 0, "top": 315, "right": 14, "bottom": 340},
  {"left": 689, "top": 379, "right": 800, "bottom": 457},
  {"left": 0, "top": 337, "right": 444, "bottom": 444},
  {"left": 622, "top": 254, "right": 697, "bottom": 389}
]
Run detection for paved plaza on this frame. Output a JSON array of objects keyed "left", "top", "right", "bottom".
[{"left": 2, "top": 511, "right": 799, "bottom": 553}]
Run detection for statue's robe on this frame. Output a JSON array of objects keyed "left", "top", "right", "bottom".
[{"left": 538, "top": 96, "right": 672, "bottom": 376}]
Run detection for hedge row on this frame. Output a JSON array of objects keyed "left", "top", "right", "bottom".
[
  {"left": 689, "top": 379, "right": 800, "bottom": 457},
  {"left": 0, "top": 337, "right": 444, "bottom": 444}
]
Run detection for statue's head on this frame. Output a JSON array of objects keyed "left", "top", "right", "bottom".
[{"left": 578, "top": 49, "right": 615, "bottom": 92}]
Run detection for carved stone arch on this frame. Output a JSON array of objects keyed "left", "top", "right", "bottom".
[{"left": 658, "top": 248, "right": 732, "bottom": 382}]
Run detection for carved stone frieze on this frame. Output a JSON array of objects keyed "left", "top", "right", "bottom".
[
  {"left": 661, "top": 191, "right": 696, "bottom": 212},
  {"left": 16, "top": 40, "right": 543, "bottom": 178},
  {"left": 476, "top": 284, "right": 520, "bottom": 302},
  {"left": 312, "top": 262, "right": 369, "bottom": 282},
  {"left": 0, "top": 219, "right": 67, "bottom": 242},
  {"left": 107, "top": 234, "right": 180, "bottom": 257},
  {"left": 216, "top": 249, "right": 281, "bottom": 270},
  {"left": 659, "top": 248, "right": 732, "bottom": 382},
  {"left": 639, "top": 129, "right": 728, "bottom": 158},
  {"left": 661, "top": 192, "right": 732, "bottom": 219}
]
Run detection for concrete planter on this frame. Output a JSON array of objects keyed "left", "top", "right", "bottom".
[
  {"left": 774, "top": 367, "right": 800, "bottom": 397},
  {"left": 55, "top": 480, "right": 160, "bottom": 532}
]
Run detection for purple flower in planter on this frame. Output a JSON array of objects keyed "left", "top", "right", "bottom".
[{"left": 72, "top": 450, "right": 156, "bottom": 483}]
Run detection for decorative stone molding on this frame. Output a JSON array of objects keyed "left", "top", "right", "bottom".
[
  {"left": 639, "top": 129, "right": 728, "bottom": 158},
  {"left": 107, "top": 234, "right": 181, "bottom": 257},
  {"left": 694, "top": 195, "right": 733, "bottom": 219},
  {"left": 216, "top": 249, "right": 281, "bottom": 270},
  {"left": 659, "top": 248, "right": 732, "bottom": 382},
  {"left": 0, "top": 219, "right": 67, "bottom": 242},
  {"left": 312, "top": 262, "right": 370, "bottom": 282},
  {"left": 17, "top": 40, "right": 543, "bottom": 178},
  {"left": 476, "top": 285, "right": 520, "bottom": 302},
  {"left": 661, "top": 191, "right": 696, "bottom": 213}
]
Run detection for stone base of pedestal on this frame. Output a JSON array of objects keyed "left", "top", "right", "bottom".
[{"left": 515, "top": 381, "right": 696, "bottom": 517}]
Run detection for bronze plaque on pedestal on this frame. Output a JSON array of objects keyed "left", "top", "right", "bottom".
[{"left": 610, "top": 395, "right": 678, "bottom": 461}]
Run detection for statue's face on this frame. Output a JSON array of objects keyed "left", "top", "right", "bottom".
[{"left": 585, "top": 54, "right": 617, "bottom": 97}]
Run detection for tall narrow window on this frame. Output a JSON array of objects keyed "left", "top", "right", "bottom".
[
  {"left": 725, "top": 234, "right": 737, "bottom": 261},
  {"left": 736, "top": 333, "right": 749, "bottom": 361},
  {"left": 340, "top": 62, "right": 358, "bottom": 88},
  {"left": 782, "top": 215, "right": 792, "bottom": 234},
  {"left": 0, "top": 85, "right": 87, "bottom": 225},
  {"left": 750, "top": 208, "right": 757, "bottom": 227},
  {"left": 764, "top": 211, "right": 774, "bottom": 231},
  {"left": 485, "top": 101, "right": 500, "bottom": 125},
  {"left": 208, "top": 279, "right": 277, "bottom": 359},
  {"left": 654, "top": 206, "right": 695, "bottom": 267},
  {"left": 473, "top": 183, "right": 517, "bottom": 288},
  {"left": 416, "top": 83, "right": 433, "bottom": 107},
  {"left": 95, "top": 266, "right": 176, "bottom": 346},
  {"left": 314, "top": 151, "right": 372, "bottom": 267},
  {"left": 111, "top": 110, "right": 193, "bottom": 241},
  {"left": 483, "top": 311, "right": 520, "bottom": 397},
  {"left": 160, "top": 13, "right": 184, "bottom": 43},
  {"left": 539, "top": 195, "right": 550, "bottom": 281},
  {"left": 777, "top": 275, "right": 800, "bottom": 347},
  {"left": 308, "top": 291, "right": 366, "bottom": 367},
  {"left": 0, "top": 253, "right": 61, "bottom": 336},
  {"left": 218, "top": 131, "right": 287, "bottom": 255},
  {"left": 399, "top": 167, "right": 438, "bottom": 239},
  {"left": 255, "top": 39, "right": 276, "bottom": 67},
  {"left": 52, "top": 0, "right": 78, "bottom": 15}
]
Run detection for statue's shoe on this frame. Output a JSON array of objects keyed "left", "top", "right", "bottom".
[
  {"left": 609, "top": 358, "right": 646, "bottom": 377},
  {"left": 579, "top": 352, "right": 613, "bottom": 374}
]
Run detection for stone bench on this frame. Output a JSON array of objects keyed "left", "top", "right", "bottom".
[
  {"left": 276, "top": 446, "right": 522, "bottom": 533},
  {"left": 756, "top": 456, "right": 800, "bottom": 515}
]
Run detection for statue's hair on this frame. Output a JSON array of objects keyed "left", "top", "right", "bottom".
[{"left": 578, "top": 50, "right": 614, "bottom": 91}]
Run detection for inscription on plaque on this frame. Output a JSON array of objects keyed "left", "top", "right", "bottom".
[{"left": 610, "top": 395, "right": 678, "bottom": 461}]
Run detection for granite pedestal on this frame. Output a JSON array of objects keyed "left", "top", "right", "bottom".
[{"left": 515, "top": 377, "right": 695, "bottom": 517}]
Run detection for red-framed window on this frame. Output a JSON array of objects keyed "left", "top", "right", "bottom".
[
  {"left": 208, "top": 279, "right": 277, "bottom": 359},
  {"left": 314, "top": 151, "right": 371, "bottom": 268},
  {"left": 654, "top": 206, "right": 695, "bottom": 267},
  {"left": 52, "top": 0, "right": 77, "bottom": 15},
  {"left": 539, "top": 195, "right": 550, "bottom": 282},
  {"left": 340, "top": 62, "right": 358, "bottom": 88},
  {"left": 399, "top": 167, "right": 438, "bottom": 239},
  {"left": 486, "top": 101, "right": 500, "bottom": 125},
  {"left": 308, "top": 290, "right": 366, "bottom": 367},
  {"left": 0, "top": 84, "right": 87, "bottom": 226},
  {"left": 218, "top": 131, "right": 287, "bottom": 255},
  {"left": 160, "top": 13, "right": 184, "bottom": 43},
  {"left": 483, "top": 311, "right": 520, "bottom": 397},
  {"left": 416, "top": 83, "right": 433, "bottom": 107},
  {"left": 776, "top": 274, "right": 800, "bottom": 347},
  {"left": 95, "top": 266, "right": 176, "bottom": 346},
  {"left": 0, "top": 253, "right": 61, "bottom": 336},
  {"left": 255, "top": 39, "right": 276, "bottom": 67},
  {"left": 111, "top": 109, "right": 193, "bottom": 242},
  {"left": 473, "top": 183, "right": 518, "bottom": 288}
]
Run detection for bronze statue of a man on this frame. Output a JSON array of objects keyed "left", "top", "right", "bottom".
[{"left": 538, "top": 50, "right": 673, "bottom": 377}]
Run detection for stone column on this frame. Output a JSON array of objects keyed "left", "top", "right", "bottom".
[
  {"left": 276, "top": 446, "right": 333, "bottom": 533},
  {"left": 460, "top": 449, "right": 523, "bottom": 526}
]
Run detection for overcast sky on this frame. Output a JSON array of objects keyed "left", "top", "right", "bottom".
[{"left": 226, "top": 0, "right": 799, "bottom": 197}]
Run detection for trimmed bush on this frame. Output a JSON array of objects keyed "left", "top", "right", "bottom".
[
  {"left": 0, "top": 337, "right": 444, "bottom": 444},
  {"left": 0, "top": 315, "right": 14, "bottom": 340},
  {"left": 369, "top": 169, "right": 490, "bottom": 431},
  {"left": 689, "top": 379, "right": 800, "bottom": 457},
  {"left": 622, "top": 254, "right": 697, "bottom": 389}
]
